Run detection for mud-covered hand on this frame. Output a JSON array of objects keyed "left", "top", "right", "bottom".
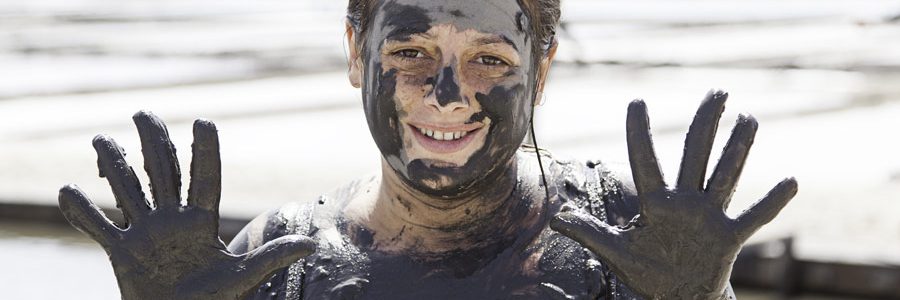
[
  {"left": 58, "top": 112, "right": 316, "bottom": 300},
  {"left": 551, "top": 91, "right": 798, "bottom": 299}
]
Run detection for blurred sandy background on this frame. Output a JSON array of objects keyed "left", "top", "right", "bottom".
[{"left": 0, "top": 0, "right": 898, "bottom": 298}]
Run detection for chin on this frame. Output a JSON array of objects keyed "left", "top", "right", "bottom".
[{"left": 403, "top": 158, "right": 483, "bottom": 197}]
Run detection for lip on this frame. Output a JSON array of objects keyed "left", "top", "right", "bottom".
[
  {"left": 406, "top": 121, "right": 483, "bottom": 132},
  {"left": 408, "top": 123, "right": 483, "bottom": 154}
]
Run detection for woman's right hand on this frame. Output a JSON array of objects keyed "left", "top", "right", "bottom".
[{"left": 58, "top": 112, "right": 316, "bottom": 300}]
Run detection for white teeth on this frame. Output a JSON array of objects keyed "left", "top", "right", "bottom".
[{"left": 418, "top": 126, "right": 470, "bottom": 141}]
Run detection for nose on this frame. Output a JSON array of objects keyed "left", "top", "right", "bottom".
[{"left": 425, "top": 66, "right": 468, "bottom": 112}]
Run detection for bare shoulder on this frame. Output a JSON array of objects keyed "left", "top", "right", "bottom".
[{"left": 226, "top": 175, "right": 379, "bottom": 253}]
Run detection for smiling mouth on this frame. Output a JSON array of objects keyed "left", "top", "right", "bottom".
[{"left": 408, "top": 124, "right": 483, "bottom": 154}]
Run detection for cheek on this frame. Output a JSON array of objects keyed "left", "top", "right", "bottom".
[
  {"left": 495, "top": 87, "right": 529, "bottom": 131},
  {"left": 394, "top": 74, "right": 432, "bottom": 111},
  {"left": 461, "top": 65, "right": 512, "bottom": 92},
  {"left": 460, "top": 70, "right": 521, "bottom": 114},
  {"left": 468, "top": 72, "right": 530, "bottom": 125}
]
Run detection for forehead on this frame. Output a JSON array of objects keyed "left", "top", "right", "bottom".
[{"left": 370, "top": 0, "right": 528, "bottom": 45}]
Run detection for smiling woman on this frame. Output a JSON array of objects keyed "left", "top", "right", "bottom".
[
  {"left": 355, "top": 0, "right": 549, "bottom": 197},
  {"left": 57, "top": 0, "right": 798, "bottom": 299}
]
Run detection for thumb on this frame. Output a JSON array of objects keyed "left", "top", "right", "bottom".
[
  {"left": 240, "top": 235, "right": 316, "bottom": 288},
  {"left": 550, "top": 211, "right": 631, "bottom": 266}
]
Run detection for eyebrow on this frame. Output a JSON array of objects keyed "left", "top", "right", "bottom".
[
  {"left": 384, "top": 30, "right": 520, "bottom": 52},
  {"left": 385, "top": 28, "right": 432, "bottom": 42},
  {"left": 473, "top": 35, "right": 518, "bottom": 51}
]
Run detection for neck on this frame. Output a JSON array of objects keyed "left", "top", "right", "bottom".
[{"left": 358, "top": 154, "right": 543, "bottom": 254}]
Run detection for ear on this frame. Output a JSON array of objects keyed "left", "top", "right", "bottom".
[
  {"left": 346, "top": 22, "right": 363, "bottom": 89},
  {"left": 534, "top": 41, "right": 558, "bottom": 106}
]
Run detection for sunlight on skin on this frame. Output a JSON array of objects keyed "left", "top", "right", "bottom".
[
  {"left": 348, "top": 0, "right": 553, "bottom": 199},
  {"left": 382, "top": 24, "right": 522, "bottom": 169},
  {"left": 341, "top": 0, "right": 555, "bottom": 255}
]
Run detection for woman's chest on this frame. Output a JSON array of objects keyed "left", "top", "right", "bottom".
[{"left": 297, "top": 227, "right": 608, "bottom": 300}]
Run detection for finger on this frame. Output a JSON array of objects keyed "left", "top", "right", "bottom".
[
  {"left": 676, "top": 90, "right": 727, "bottom": 191},
  {"left": 133, "top": 111, "right": 182, "bottom": 209},
  {"left": 58, "top": 184, "right": 123, "bottom": 246},
  {"left": 238, "top": 235, "right": 317, "bottom": 292},
  {"left": 706, "top": 114, "right": 758, "bottom": 208},
  {"left": 187, "top": 119, "right": 221, "bottom": 213},
  {"left": 733, "top": 177, "right": 798, "bottom": 240},
  {"left": 94, "top": 134, "right": 150, "bottom": 223},
  {"left": 550, "top": 212, "right": 632, "bottom": 267},
  {"left": 626, "top": 100, "right": 666, "bottom": 198}
]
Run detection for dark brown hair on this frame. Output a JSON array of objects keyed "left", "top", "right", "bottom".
[{"left": 346, "top": 0, "right": 560, "bottom": 58}]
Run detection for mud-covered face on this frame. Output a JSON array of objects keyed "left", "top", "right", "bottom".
[{"left": 361, "top": 0, "right": 538, "bottom": 197}]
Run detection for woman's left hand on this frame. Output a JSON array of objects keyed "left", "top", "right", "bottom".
[{"left": 551, "top": 90, "right": 798, "bottom": 299}]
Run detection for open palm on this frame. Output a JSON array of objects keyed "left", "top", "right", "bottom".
[
  {"left": 552, "top": 91, "right": 798, "bottom": 299},
  {"left": 58, "top": 112, "right": 315, "bottom": 299}
]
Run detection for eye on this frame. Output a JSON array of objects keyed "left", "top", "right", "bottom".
[
  {"left": 476, "top": 55, "right": 506, "bottom": 66},
  {"left": 393, "top": 49, "right": 425, "bottom": 59}
]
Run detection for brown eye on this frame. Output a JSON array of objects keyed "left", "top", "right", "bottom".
[
  {"left": 476, "top": 55, "right": 506, "bottom": 66},
  {"left": 394, "top": 49, "right": 425, "bottom": 59}
]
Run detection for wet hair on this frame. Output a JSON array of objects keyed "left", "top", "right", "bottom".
[{"left": 346, "top": 0, "right": 560, "bottom": 59}]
